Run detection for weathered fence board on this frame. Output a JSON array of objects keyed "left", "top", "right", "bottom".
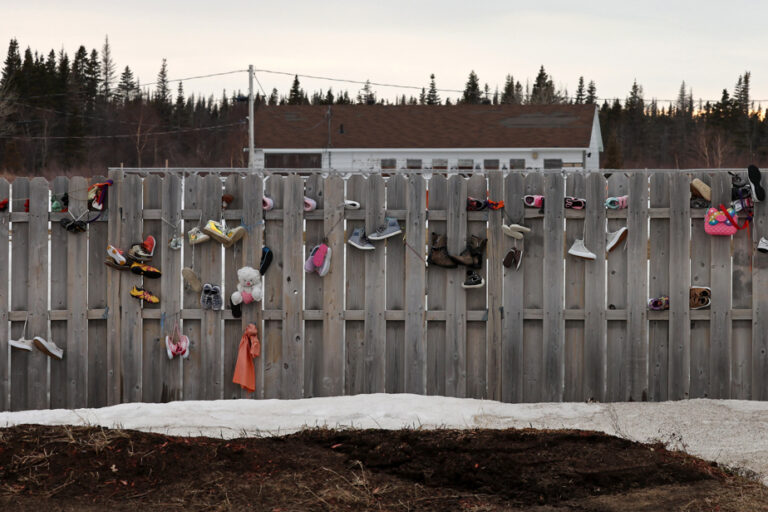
[
  {"left": 385, "top": 174, "right": 406, "bottom": 393},
  {"left": 50, "top": 176, "right": 69, "bottom": 409},
  {"left": 0, "top": 178, "right": 9, "bottom": 411},
  {"left": 564, "top": 173, "right": 585, "bottom": 402},
  {"left": 4, "top": 169, "right": 768, "bottom": 411}
]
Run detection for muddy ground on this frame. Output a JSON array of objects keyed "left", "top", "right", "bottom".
[{"left": 0, "top": 425, "right": 766, "bottom": 511}]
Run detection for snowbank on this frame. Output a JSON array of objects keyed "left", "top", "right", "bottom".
[{"left": 2, "top": 394, "right": 767, "bottom": 485}]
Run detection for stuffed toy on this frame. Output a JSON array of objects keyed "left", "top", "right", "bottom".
[{"left": 231, "top": 266, "right": 262, "bottom": 318}]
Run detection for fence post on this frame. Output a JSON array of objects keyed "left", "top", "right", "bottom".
[{"left": 0, "top": 178, "right": 9, "bottom": 411}]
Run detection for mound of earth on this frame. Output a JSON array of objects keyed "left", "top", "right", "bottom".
[{"left": 0, "top": 425, "right": 765, "bottom": 511}]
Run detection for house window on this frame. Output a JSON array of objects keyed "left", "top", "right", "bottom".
[
  {"left": 544, "top": 159, "right": 563, "bottom": 169},
  {"left": 457, "top": 159, "right": 474, "bottom": 170},
  {"left": 381, "top": 158, "right": 396, "bottom": 169},
  {"left": 406, "top": 159, "right": 422, "bottom": 169},
  {"left": 509, "top": 159, "right": 526, "bottom": 170},
  {"left": 483, "top": 159, "right": 499, "bottom": 170},
  {"left": 432, "top": 158, "right": 448, "bottom": 170},
  {"left": 265, "top": 153, "right": 322, "bottom": 169}
]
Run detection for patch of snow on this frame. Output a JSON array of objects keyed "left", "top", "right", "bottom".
[{"left": 1, "top": 395, "right": 767, "bottom": 485}]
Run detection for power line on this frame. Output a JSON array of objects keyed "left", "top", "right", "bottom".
[
  {"left": 139, "top": 69, "right": 247, "bottom": 88},
  {"left": 0, "top": 120, "right": 245, "bottom": 140}
]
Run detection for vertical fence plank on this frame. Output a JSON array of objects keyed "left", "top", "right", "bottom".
[
  {"left": 0, "top": 178, "right": 9, "bottom": 411},
  {"left": 426, "top": 174, "right": 447, "bottom": 396},
  {"left": 502, "top": 172, "right": 525, "bottom": 402},
  {"left": 523, "top": 172, "right": 543, "bottom": 403},
  {"left": 49, "top": 176, "right": 69, "bottom": 409},
  {"left": 669, "top": 172, "right": 692, "bottom": 400},
  {"left": 542, "top": 172, "right": 565, "bottom": 402},
  {"left": 263, "top": 175, "right": 284, "bottom": 398},
  {"left": 241, "top": 173, "right": 264, "bottom": 397},
  {"left": 321, "top": 174, "right": 344, "bottom": 396},
  {"left": 282, "top": 175, "right": 304, "bottom": 398},
  {"left": 710, "top": 172, "right": 732, "bottom": 398},
  {"left": 223, "top": 174, "right": 245, "bottom": 399},
  {"left": 27, "top": 178, "right": 50, "bottom": 410},
  {"left": 182, "top": 174, "right": 203, "bottom": 400},
  {"left": 486, "top": 171, "right": 504, "bottom": 401},
  {"left": 731, "top": 169, "right": 752, "bottom": 399},
  {"left": 627, "top": 171, "right": 648, "bottom": 401},
  {"left": 87, "top": 175, "right": 109, "bottom": 408},
  {"left": 66, "top": 177, "right": 88, "bottom": 408},
  {"left": 649, "top": 173, "right": 670, "bottom": 401},
  {"left": 10, "top": 178, "right": 29, "bottom": 411},
  {"left": 106, "top": 169, "right": 123, "bottom": 405},
  {"left": 385, "top": 174, "right": 405, "bottom": 393},
  {"left": 689, "top": 172, "right": 711, "bottom": 398},
  {"left": 753, "top": 172, "right": 768, "bottom": 400},
  {"left": 120, "top": 175, "right": 143, "bottom": 402},
  {"left": 405, "top": 174, "right": 427, "bottom": 394},
  {"left": 200, "top": 174, "right": 223, "bottom": 400},
  {"left": 345, "top": 175, "right": 366, "bottom": 395},
  {"left": 605, "top": 173, "right": 629, "bottom": 401},
  {"left": 466, "top": 174, "right": 487, "bottom": 399},
  {"left": 584, "top": 172, "right": 607, "bottom": 401},
  {"left": 564, "top": 173, "right": 585, "bottom": 402},
  {"left": 445, "top": 174, "right": 467, "bottom": 397},
  {"left": 160, "top": 174, "right": 183, "bottom": 402},
  {"left": 142, "top": 175, "right": 163, "bottom": 402},
  {"left": 364, "top": 174, "right": 386, "bottom": 393},
  {"left": 304, "top": 174, "right": 325, "bottom": 397}
]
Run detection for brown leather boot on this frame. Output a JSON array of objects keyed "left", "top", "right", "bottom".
[
  {"left": 428, "top": 232, "right": 457, "bottom": 268},
  {"left": 450, "top": 235, "right": 487, "bottom": 268}
]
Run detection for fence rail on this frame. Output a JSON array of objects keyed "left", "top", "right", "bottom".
[{"left": 1, "top": 169, "right": 767, "bottom": 411}]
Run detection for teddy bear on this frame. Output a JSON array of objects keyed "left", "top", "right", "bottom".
[{"left": 230, "top": 266, "right": 263, "bottom": 318}]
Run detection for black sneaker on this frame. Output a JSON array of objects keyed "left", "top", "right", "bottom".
[
  {"left": 748, "top": 164, "right": 765, "bottom": 202},
  {"left": 461, "top": 270, "right": 485, "bottom": 289}
]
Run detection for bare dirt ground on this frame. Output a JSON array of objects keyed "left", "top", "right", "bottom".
[{"left": 1, "top": 425, "right": 766, "bottom": 511}]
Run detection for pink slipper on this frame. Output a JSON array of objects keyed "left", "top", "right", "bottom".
[
  {"left": 263, "top": 196, "right": 274, "bottom": 211},
  {"left": 523, "top": 195, "right": 544, "bottom": 208},
  {"left": 304, "top": 196, "right": 317, "bottom": 211},
  {"left": 312, "top": 243, "right": 328, "bottom": 267}
]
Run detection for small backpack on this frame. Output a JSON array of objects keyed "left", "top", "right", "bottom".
[{"left": 705, "top": 205, "right": 749, "bottom": 236}]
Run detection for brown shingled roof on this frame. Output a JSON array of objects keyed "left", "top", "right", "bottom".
[{"left": 254, "top": 104, "right": 597, "bottom": 149}]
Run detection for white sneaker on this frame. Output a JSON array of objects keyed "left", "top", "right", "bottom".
[
  {"left": 758, "top": 237, "right": 768, "bottom": 253},
  {"left": 568, "top": 239, "right": 596, "bottom": 260},
  {"left": 33, "top": 336, "right": 64, "bottom": 360},
  {"left": 606, "top": 227, "right": 628, "bottom": 253},
  {"left": 502, "top": 224, "right": 524, "bottom": 239},
  {"left": 9, "top": 337, "right": 33, "bottom": 352}
]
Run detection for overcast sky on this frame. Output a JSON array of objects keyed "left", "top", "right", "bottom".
[{"left": 4, "top": 0, "right": 768, "bottom": 106}]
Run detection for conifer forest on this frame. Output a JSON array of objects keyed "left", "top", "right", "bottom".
[{"left": 1, "top": 37, "right": 766, "bottom": 175}]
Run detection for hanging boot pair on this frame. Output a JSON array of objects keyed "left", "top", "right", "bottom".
[{"left": 449, "top": 234, "right": 487, "bottom": 269}]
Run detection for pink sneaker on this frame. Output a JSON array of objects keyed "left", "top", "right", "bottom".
[
  {"left": 312, "top": 243, "right": 328, "bottom": 267},
  {"left": 142, "top": 235, "right": 156, "bottom": 257},
  {"left": 523, "top": 195, "right": 544, "bottom": 208}
]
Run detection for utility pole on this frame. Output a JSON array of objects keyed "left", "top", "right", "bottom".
[{"left": 248, "top": 64, "right": 255, "bottom": 169}]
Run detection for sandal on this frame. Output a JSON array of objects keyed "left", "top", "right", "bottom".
[
  {"left": 564, "top": 196, "right": 586, "bottom": 209},
  {"left": 648, "top": 296, "right": 670, "bottom": 311},
  {"left": 523, "top": 195, "right": 544, "bottom": 208}
]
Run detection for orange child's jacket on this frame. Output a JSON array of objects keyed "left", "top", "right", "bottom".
[{"left": 233, "top": 323, "right": 261, "bottom": 392}]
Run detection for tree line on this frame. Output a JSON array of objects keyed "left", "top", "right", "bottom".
[{"left": 1, "top": 37, "right": 766, "bottom": 174}]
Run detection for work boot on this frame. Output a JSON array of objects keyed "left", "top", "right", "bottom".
[
  {"left": 428, "top": 232, "right": 457, "bottom": 268},
  {"left": 450, "top": 235, "right": 487, "bottom": 269}
]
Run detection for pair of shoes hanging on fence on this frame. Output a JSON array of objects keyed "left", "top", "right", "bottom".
[
  {"left": 427, "top": 232, "right": 487, "bottom": 272},
  {"left": 165, "top": 321, "right": 190, "bottom": 360},
  {"left": 568, "top": 227, "right": 628, "bottom": 260},
  {"left": 523, "top": 195, "right": 586, "bottom": 210},
  {"left": 605, "top": 195, "right": 628, "bottom": 209},
  {"left": 201, "top": 220, "right": 247, "bottom": 248},
  {"left": 648, "top": 287, "right": 711, "bottom": 311},
  {"left": 503, "top": 247, "right": 524, "bottom": 270},
  {"left": 305, "top": 243, "right": 332, "bottom": 276},
  {"left": 201, "top": 283, "right": 223, "bottom": 310},
  {"left": 51, "top": 193, "right": 68, "bottom": 212},
  {"left": 9, "top": 316, "right": 64, "bottom": 359},
  {"left": 348, "top": 218, "right": 402, "bottom": 250},
  {"left": 502, "top": 223, "right": 531, "bottom": 239},
  {"left": 467, "top": 196, "right": 504, "bottom": 211}
]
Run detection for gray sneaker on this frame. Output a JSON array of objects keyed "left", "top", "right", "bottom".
[
  {"left": 348, "top": 228, "right": 375, "bottom": 250},
  {"left": 368, "top": 217, "right": 402, "bottom": 241}
]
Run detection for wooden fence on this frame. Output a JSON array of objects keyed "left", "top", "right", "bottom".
[{"left": 1, "top": 169, "right": 767, "bottom": 411}]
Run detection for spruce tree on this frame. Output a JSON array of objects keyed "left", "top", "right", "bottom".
[
  {"left": 357, "top": 80, "right": 375, "bottom": 104},
  {"left": 116, "top": 65, "right": 136, "bottom": 102},
  {"left": 288, "top": 75, "right": 303, "bottom": 105},
  {"left": 1, "top": 38, "right": 22, "bottom": 89},
  {"left": 585, "top": 80, "right": 597, "bottom": 104},
  {"left": 419, "top": 87, "right": 426, "bottom": 105},
  {"left": 426, "top": 74, "right": 440, "bottom": 105},
  {"left": 530, "top": 65, "right": 560, "bottom": 104},
  {"left": 575, "top": 76, "right": 585, "bottom": 104},
  {"left": 324, "top": 88, "right": 334, "bottom": 104},
  {"left": 71, "top": 46, "right": 88, "bottom": 91},
  {"left": 500, "top": 74, "right": 515, "bottom": 104},
  {"left": 100, "top": 35, "right": 116, "bottom": 102},
  {"left": 462, "top": 70, "right": 481, "bottom": 104},
  {"left": 84, "top": 49, "right": 101, "bottom": 112}
]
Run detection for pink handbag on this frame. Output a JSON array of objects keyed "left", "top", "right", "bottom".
[{"left": 705, "top": 206, "right": 738, "bottom": 236}]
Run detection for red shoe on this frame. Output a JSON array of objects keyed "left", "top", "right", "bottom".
[{"left": 142, "top": 235, "right": 156, "bottom": 257}]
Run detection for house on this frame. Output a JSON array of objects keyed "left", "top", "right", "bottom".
[{"left": 253, "top": 104, "right": 603, "bottom": 171}]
